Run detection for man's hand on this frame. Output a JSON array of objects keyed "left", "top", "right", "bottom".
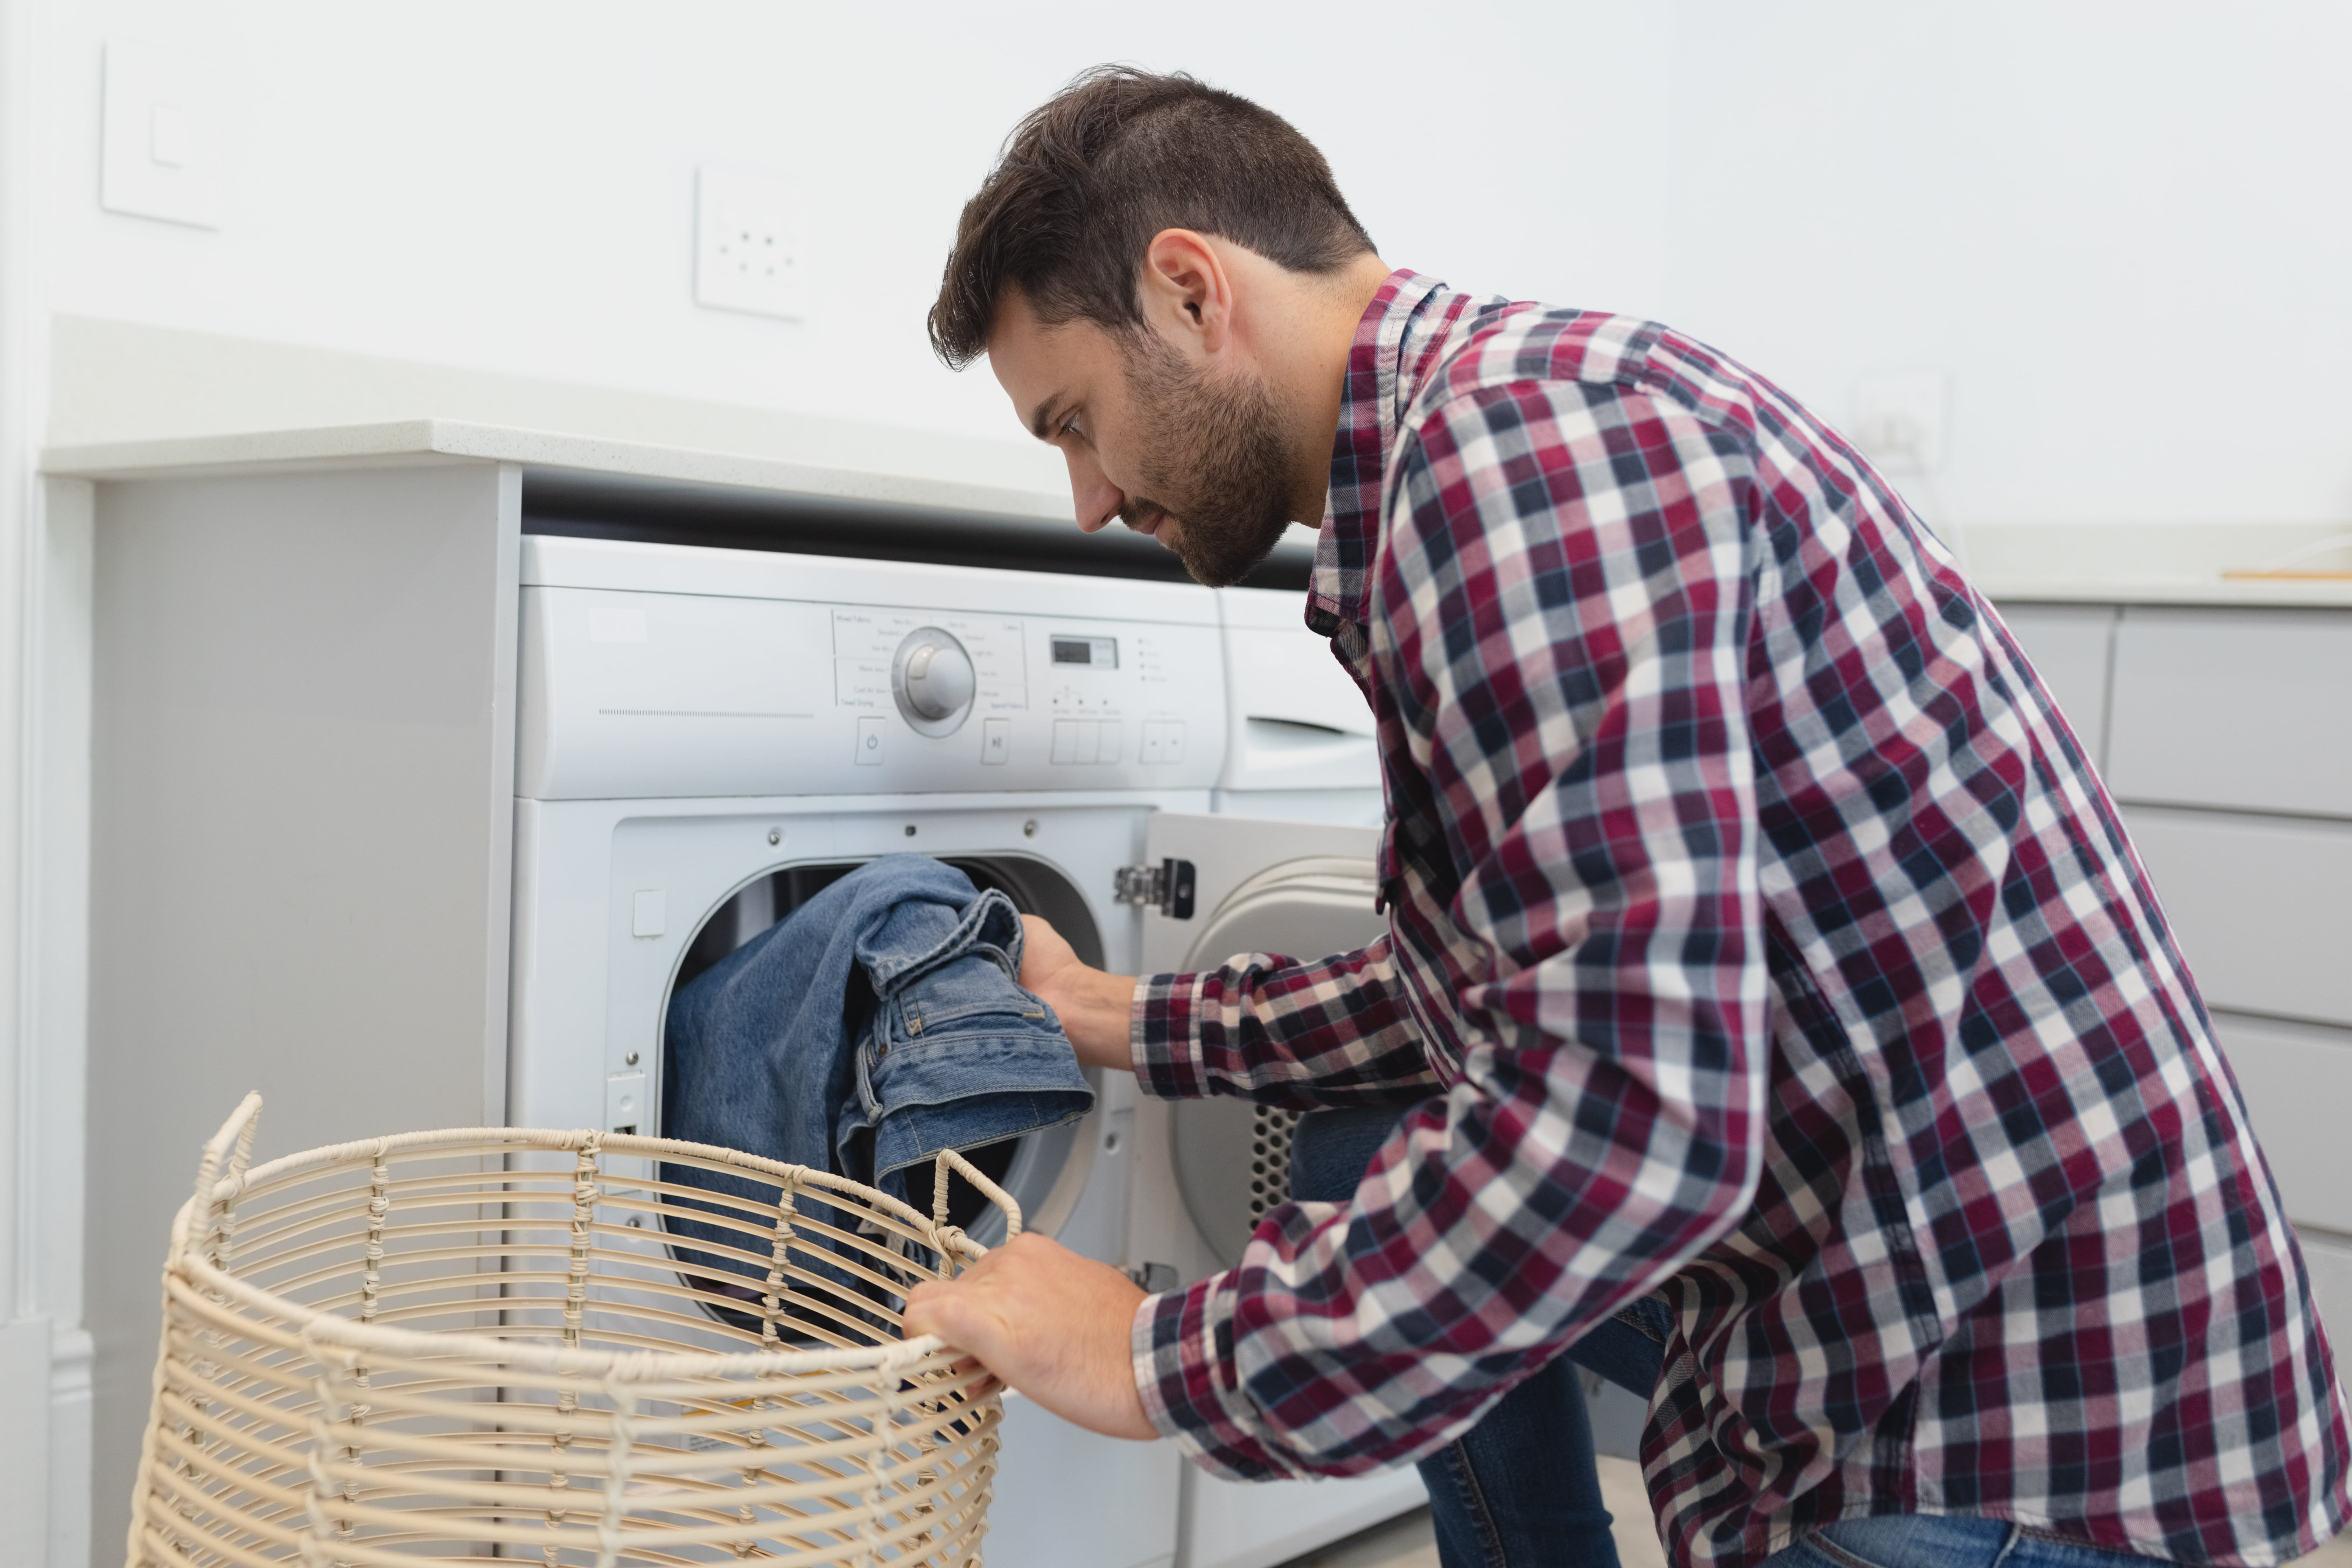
[
  {"left": 1020, "top": 914, "right": 1142, "bottom": 1073},
  {"left": 902, "top": 1233, "right": 1158, "bottom": 1441}
]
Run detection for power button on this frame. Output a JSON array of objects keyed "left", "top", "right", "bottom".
[{"left": 854, "top": 714, "right": 887, "bottom": 766}]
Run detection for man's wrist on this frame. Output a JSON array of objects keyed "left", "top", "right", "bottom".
[{"left": 1067, "top": 968, "right": 1140, "bottom": 1071}]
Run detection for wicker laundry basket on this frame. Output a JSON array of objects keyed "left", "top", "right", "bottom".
[{"left": 126, "top": 1093, "right": 1014, "bottom": 1566}]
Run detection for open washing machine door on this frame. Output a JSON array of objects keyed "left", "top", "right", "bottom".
[
  {"left": 660, "top": 850, "right": 1104, "bottom": 1253},
  {"left": 1126, "top": 813, "right": 1431, "bottom": 1568},
  {"left": 1134, "top": 814, "right": 1386, "bottom": 1273}
]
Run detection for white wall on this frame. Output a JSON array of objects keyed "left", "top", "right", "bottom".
[
  {"left": 1657, "top": 2, "right": 2352, "bottom": 527},
  {"left": 33, "top": 0, "right": 1675, "bottom": 457},
  {"left": 29, "top": 1, "right": 2352, "bottom": 525},
  {"left": 3, "top": 3, "right": 2350, "bottom": 1562}
]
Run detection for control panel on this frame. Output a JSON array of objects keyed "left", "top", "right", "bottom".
[{"left": 516, "top": 539, "right": 1228, "bottom": 800}]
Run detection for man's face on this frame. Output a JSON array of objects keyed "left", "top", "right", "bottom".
[{"left": 988, "top": 290, "right": 1296, "bottom": 588}]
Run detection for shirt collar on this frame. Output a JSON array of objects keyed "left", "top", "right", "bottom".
[{"left": 1308, "top": 268, "right": 1461, "bottom": 635}]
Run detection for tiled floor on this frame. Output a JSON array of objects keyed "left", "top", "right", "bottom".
[{"left": 1281, "top": 1458, "right": 2352, "bottom": 1568}]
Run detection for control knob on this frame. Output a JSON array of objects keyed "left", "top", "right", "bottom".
[{"left": 891, "top": 627, "right": 976, "bottom": 736}]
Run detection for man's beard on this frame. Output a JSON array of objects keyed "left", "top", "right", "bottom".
[{"left": 1118, "top": 338, "right": 1297, "bottom": 588}]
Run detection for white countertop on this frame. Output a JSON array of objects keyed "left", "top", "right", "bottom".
[
  {"left": 41, "top": 419, "right": 2352, "bottom": 610},
  {"left": 41, "top": 417, "right": 1074, "bottom": 524},
  {"left": 1962, "top": 520, "right": 2352, "bottom": 608},
  {"left": 1974, "top": 574, "right": 2352, "bottom": 608}
]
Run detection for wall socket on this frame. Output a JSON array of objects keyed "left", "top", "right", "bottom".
[
  {"left": 695, "top": 166, "right": 805, "bottom": 322},
  {"left": 1850, "top": 371, "right": 1946, "bottom": 476}
]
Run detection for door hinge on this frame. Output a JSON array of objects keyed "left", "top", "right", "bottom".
[
  {"left": 1125, "top": 1260, "right": 1180, "bottom": 1293},
  {"left": 1113, "top": 858, "right": 1196, "bottom": 919}
]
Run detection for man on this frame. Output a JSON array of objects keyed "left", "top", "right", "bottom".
[{"left": 902, "top": 67, "right": 2350, "bottom": 1568}]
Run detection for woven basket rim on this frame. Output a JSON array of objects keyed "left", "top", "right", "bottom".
[{"left": 172, "top": 1123, "right": 986, "bottom": 1381}]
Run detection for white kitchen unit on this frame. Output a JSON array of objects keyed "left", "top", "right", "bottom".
[
  {"left": 1993, "top": 576, "right": 2352, "bottom": 1344},
  {"left": 48, "top": 420, "right": 1420, "bottom": 1567}
]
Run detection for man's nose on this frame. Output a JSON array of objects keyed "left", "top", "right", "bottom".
[{"left": 1064, "top": 452, "right": 1124, "bottom": 534}]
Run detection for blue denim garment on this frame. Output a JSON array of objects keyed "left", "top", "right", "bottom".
[
  {"left": 1291, "top": 1105, "right": 1674, "bottom": 1568},
  {"left": 664, "top": 854, "right": 1092, "bottom": 1292},
  {"left": 1762, "top": 1513, "right": 2184, "bottom": 1568}
]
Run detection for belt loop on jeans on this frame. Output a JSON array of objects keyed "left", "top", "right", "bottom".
[{"left": 1989, "top": 1523, "right": 2026, "bottom": 1568}]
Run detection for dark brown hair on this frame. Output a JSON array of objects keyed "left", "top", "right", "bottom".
[{"left": 927, "top": 66, "right": 1376, "bottom": 368}]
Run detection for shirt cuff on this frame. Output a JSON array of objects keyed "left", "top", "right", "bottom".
[
  {"left": 1130, "top": 971, "right": 1214, "bottom": 1100},
  {"left": 1128, "top": 1276, "right": 1308, "bottom": 1483}
]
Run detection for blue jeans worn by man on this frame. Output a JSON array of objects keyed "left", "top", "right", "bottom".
[{"left": 1292, "top": 1105, "right": 1667, "bottom": 1568}]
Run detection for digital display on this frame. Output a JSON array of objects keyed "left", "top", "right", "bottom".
[{"left": 1051, "top": 635, "right": 1118, "bottom": 668}]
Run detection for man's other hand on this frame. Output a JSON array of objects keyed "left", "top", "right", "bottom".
[
  {"left": 902, "top": 1232, "right": 1158, "bottom": 1441},
  {"left": 1018, "top": 914, "right": 1143, "bottom": 1072}
]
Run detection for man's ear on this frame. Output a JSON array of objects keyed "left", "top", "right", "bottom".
[{"left": 1138, "top": 229, "right": 1233, "bottom": 358}]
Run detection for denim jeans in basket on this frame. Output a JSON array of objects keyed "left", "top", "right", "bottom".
[{"left": 1288, "top": 1105, "right": 1672, "bottom": 1568}]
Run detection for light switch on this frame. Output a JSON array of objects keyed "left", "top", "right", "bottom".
[
  {"left": 148, "top": 102, "right": 194, "bottom": 168},
  {"left": 101, "top": 42, "right": 223, "bottom": 229},
  {"left": 631, "top": 890, "right": 666, "bottom": 938}
]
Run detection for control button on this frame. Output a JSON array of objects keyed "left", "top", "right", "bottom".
[
  {"left": 981, "top": 718, "right": 1010, "bottom": 764},
  {"left": 855, "top": 714, "right": 887, "bottom": 765},
  {"left": 891, "top": 626, "right": 976, "bottom": 736},
  {"left": 631, "top": 890, "right": 666, "bottom": 938},
  {"left": 1140, "top": 720, "right": 1186, "bottom": 764},
  {"left": 1096, "top": 721, "right": 1121, "bottom": 764},
  {"left": 1052, "top": 718, "right": 1103, "bottom": 764}
]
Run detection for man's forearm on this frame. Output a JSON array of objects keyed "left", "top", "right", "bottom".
[{"left": 1041, "top": 964, "right": 1139, "bottom": 1072}]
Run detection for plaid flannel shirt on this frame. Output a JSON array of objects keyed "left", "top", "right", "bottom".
[{"left": 1127, "top": 271, "right": 2349, "bottom": 1566}]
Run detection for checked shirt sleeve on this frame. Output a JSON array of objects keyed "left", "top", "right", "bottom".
[
  {"left": 1130, "top": 937, "right": 1442, "bottom": 1110},
  {"left": 1132, "top": 383, "right": 1770, "bottom": 1481}
]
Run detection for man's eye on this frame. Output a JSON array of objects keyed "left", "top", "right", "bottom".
[{"left": 1060, "top": 414, "right": 1085, "bottom": 440}]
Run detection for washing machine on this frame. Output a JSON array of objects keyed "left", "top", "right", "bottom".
[
  {"left": 1210, "top": 587, "right": 1383, "bottom": 828},
  {"left": 507, "top": 534, "right": 1423, "bottom": 1568}
]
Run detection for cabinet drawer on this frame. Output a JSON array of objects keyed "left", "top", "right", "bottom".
[
  {"left": 2123, "top": 807, "right": 2352, "bottom": 1028},
  {"left": 2107, "top": 608, "right": 2352, "bottom": 818},
  {"left": 2210, "top": 1011, "right": 2352, "bottom": 1233},
  {"left": 1994, "top": 603, "right": 2116, "bottom": 764},
  {"left": 2296, "top": 1231, "right": 2352, "bottom": 1347}
]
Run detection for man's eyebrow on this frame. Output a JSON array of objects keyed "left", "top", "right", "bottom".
[{"left": 1028, "top": 395, "right": 1065, "bottom": 442}]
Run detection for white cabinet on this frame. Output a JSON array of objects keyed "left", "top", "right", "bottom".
[
  {"left": 1997, "top": 603, "right": 2118, "bottom": 763},
  {"left": 2122, "top": 808, "right": 2352, "bottom": 1029},
  {"left": 2210, "top": 1014, "right": 2352, "bottom": 1234},
  {"left": 2301, "top": 1235, "right": 2352, "bottom": 1353},
  {"left": 2107, "top": 608, "right": 2352, "bottom": 818},
  {"left": 1997, "top": 594, "right": 2352, "bottom": 1346}
]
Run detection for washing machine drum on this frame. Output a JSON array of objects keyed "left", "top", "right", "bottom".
[
  {"left": 661, "top": 855, "right": 1101, "bottom": 1251},
  {"left": 1165, "top": 858, "right": 1388, "bottom": 1268}
]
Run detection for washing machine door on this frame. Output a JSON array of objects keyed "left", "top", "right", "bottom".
[{"left": 1135, "top": 813, "right": 1387, "bottom": 1270}]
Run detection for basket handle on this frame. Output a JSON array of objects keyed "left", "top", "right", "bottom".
[
  {"left": 932, "top": 1148, "right": 1022, "bottom": 1241},
  {"left": 173, "top": 1091, "right": 264, "bottom": 1263}
]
